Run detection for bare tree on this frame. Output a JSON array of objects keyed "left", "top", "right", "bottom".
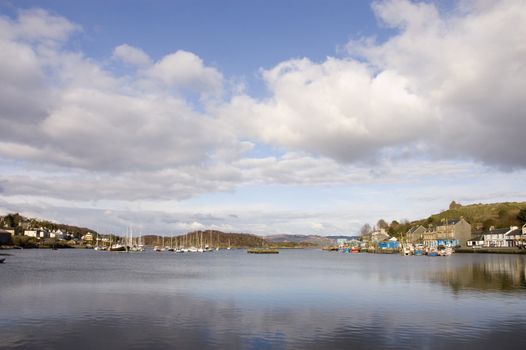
[
  {"left": 360, "top": 223, "right": 372, "bottom": 235},
  {"left": 377, "top": 219, "right": 388, "bottom": 229}
]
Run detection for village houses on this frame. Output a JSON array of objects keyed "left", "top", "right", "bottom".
[{"left": 405, "top": 218, "right": 471, "bottom": 247}]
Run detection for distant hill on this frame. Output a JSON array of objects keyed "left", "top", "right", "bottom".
[
  {"left": 265, "top": 234, "right": 335, "bottom": 247},
  {"left": 377, "top": 201, "right": 526, "bottom": 239},
  {"left": 0, "top": 212, "right": 96, "bottom": 238},
  {"left": 327, "top": 235, "right": 360, "bottom": 241},
  {"left": 142, "top": 230, "right": 267, "bottom": 248},
  {"left": 414, "top": 201, "right": 526, "bottom": 233}
]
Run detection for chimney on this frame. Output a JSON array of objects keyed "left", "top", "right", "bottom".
[{"left": 489, "top": 226, "right": 495, "bottom": 231}]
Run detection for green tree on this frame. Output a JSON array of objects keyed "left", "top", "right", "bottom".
[{"left": 518, "top": 209, "right": 526, "bottom": 223}]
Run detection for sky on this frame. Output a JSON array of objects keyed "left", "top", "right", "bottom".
[{"left": 0, "top": 0, "right": 525, "bottom": 236}]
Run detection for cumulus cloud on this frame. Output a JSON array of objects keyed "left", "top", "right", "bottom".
[
  {"left": 1, "top": 1, "right": 526, "bottom": 235},
  {"left": 0, "top": 10, "right": 237, "bottom": 172},
  {"left": 220, "top": 0, "right": 526, "bottom": 168},
  {"left": 112, "top": 44, "right": 152, "bottom": 66},
  {"left": 220, "top": 58, "right": 430, "bottom": 163},
  {"left": 147, "top": 50, "right": 224, "bottom": 96},
  {"left": 0, "top": 9, "right": 71, "bottom": 139},
  {"left": 8, "top": 8, "right": 80, "bottom": 43}
]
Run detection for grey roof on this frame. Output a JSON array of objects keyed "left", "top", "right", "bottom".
[
  {"left": 483, "top": 228, "right": 510, "bottom": 235},
  {"left": 407, "top": 225, "right": 424, "bottom": 234},
  {"left": 406, "top": 227, "right": 417, "bottom": 234},
  {"left": 438, "top": 219, "right": 461, "bottom": 226},
  {"left": 468, "top": 235, "right": 484, "bottom": 241},
  {"left": 505, "top": 229, "right": 523, "bottom": 236}
]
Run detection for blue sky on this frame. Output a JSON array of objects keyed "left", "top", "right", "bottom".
[
  {"left": 0, "top": 0, "right": 525, "bottom": 235},
  {"left": 2, "top": 1, "right": 380, "bottom": 74}
]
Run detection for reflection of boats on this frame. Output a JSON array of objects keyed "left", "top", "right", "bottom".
[
  {"left": 438, "top": 247, "right": 454, "bottom": 256},
  {"left": 0, "top": 258, "right": 5, "bottom": 264},
  {"left": 247, "top": 248, "right": 279, "bottom": 254}
]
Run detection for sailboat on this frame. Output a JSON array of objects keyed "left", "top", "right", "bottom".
[
  {"left": 94, "top": 233, "right": 102, "bottom": 251},
  {"left": 109, "top": 233, "right": 126, "bottom": 252},
  {"left": 153, "top": 235, "right": 161, "bottom": 252},
  {"left": 197, "top": 231, "right": 204, "bottom": 252}
]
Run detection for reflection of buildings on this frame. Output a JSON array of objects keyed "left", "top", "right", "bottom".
[
  {"left": 406, "top": 218, "right": 471, "bottom": 247},
  {"left": 434, "top": 256, "right": 526, "bottom": 292}
]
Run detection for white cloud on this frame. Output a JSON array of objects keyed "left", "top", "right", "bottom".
[
  {"left": 147, "top": 50, "right": 223, "bottom": 96},
  {"left": 220, "top": 0, "right": 526, "bottom": 168},
  {"left": 13, "top": 8, "right": 80, "bottom": 43},
  {"left": 112, "top": 44, "right": 152, "bottom": 66},
  {"left": 220, "top": 58, "right": 431, "bottom": 163},
  {"left": 1, "top": 2, "right": 526, "bottom": 235},
  {"left": 0, "top": 10, "right": 239, "bottom": 172}
]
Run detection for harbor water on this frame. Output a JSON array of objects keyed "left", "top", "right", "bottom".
[{"left": 1, "top": 249, "right": 525, "bottom": 349}]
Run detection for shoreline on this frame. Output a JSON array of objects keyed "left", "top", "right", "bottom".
[{"left": 456, "top": 247, "right": 526, "bottom": 254}]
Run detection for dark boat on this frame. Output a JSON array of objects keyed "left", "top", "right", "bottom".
[{"left": 0, "top": 258, "right": 5, "bottom": 264}]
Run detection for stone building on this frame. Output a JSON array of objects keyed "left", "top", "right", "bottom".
[{"left": 405, "top": 225, "right": 426, "bottom": 243}]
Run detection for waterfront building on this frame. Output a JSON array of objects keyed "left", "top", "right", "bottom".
[
  {"left": 378, "top": 239, "right": 400, "bottom": 250},
  {"left": 336, "top": 238, "right": 349, "bottom": 246},
  {"left": 405, "top": 225, "right": 426, "bottom": 243},
  {"left": 50, "top": 229, "right": 65, "bottom": 239},
  {"left": 0, "top": 229, "right": 12, "bottom": 245},
  {"left": 23, "top": 230, "right": 38, "bottom": 238},
  {"left": 370, "top": 228, "right": 390, "bottom": 242},
  {"left": 467, "top": 235, "right": 484, "bottom": 247},
  {"left": 423, "top": 218, "right": 471, "bottom": 247},
  {"left": 23, "top": 228, "right": 50, "bottom": 239},
  {"left": 4, "top": 229, "right": 15, "bottom": 236},
  {"left": 480, "top": 226, "right": 524, "bottom": 248},
  {"left": 82, "top": 232, "right": 94, "bottom": 243}
]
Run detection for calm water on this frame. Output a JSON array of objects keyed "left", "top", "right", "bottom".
[{"left": 1, "top": 249, "right": 526, "bottom": 349}]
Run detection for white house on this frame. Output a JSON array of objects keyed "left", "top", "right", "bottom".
[
  {"left": 24, "top": 230, "right": 38, "bottom": 238},
  {"left": 5, "top": 229, "right": 15, "bottom": 236},
  {"left": 482, "top": 226, "right": 522, "bottom": 248},
  {"left": 23, "top": 229, "right": 50, "bottom": 239},
  {"left": 467, "top": 235, "right": 484, "bottom": 247},
  {"left": 505, "top": 226, "right": 524, "bottom": 247},
  {"left": 50, "top": 229, "right": 65, "bottom": 239},
  {"left": 371, "top": 228, "right": 390, "bottom": 242}
]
